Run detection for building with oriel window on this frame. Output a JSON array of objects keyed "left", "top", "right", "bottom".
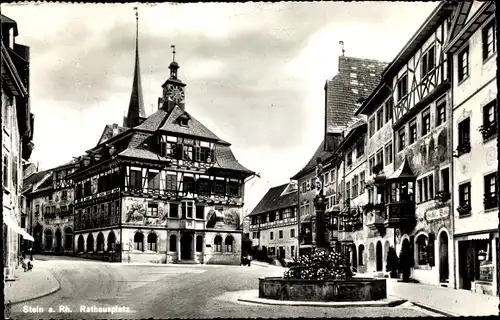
[
  {"left": 445, "top": 1, "right": 497, "bottom": 296},
  {"left": 372, "top": 1, "right": 457, "bottom": 286},
  {"left": 248, "top": 182, "right": 298, "bottom": 260},
  {"left": 68, "top": 15, "right": 255, "bottom": 264},
  {"left": 2, "top": 14, "right": 35, "bottom": 278},
  {"left": 353, "top": 71, "right": 397, "bottom": 278}
]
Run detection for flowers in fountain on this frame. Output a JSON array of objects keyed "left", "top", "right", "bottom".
[{"left": 283, "top": 248, "right": 353, "bottom": 280}]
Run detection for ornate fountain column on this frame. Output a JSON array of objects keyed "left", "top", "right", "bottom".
[{"left": 313, "top": 157, "right": 328, "bottom": 249}]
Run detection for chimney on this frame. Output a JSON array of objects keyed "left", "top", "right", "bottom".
[{"left": 112, "top": 123, "right": 119, "bottom": 136}]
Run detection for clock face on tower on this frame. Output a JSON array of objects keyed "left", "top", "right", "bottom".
[{"left": 165, "top": 84, "right": 185, "bottom": 103}]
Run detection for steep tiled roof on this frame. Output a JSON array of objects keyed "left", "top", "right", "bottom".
[
  {"left": 134, "top": 106, "right": 219, "bottom": 141},
  {"left": 249, "top": 183, "right": 298, "bottom": 216},
  {"left": 22, "top": 170, "right": 50, "bottom": 194},
  {"left": 160, "top": 106, "right": 220, "bottom": 140},
  {"left": 212, "top": 143, "right": 253, "bottom": 174},
  {"left": 291, "top": 140, "right": 331, "bottom": 180},
  {"left": 325, "top": 56, "right": 388, "bottom": 134},
  {"left": 97, "top": 124, "right": 129, "bottom": 146}
]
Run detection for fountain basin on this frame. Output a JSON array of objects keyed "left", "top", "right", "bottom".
[{"left": 259, "top": 277, "right": 386, "bottom": 302}]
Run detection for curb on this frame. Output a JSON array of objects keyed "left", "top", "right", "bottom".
[
  {"left": 410, "top": 302, "right": 459, "bottom": 317},
  {"left": 237, "top": 296, "right": 407, "bottom": 308},
  {"left": 8, "top": 271, "right": 62, "bottom": 305}
]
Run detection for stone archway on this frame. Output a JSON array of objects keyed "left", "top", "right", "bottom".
[
  {"left": 55, "top": 229, "right": 62, "bottom": 253},
  {"left": 351, "top": 244, "right": 357, "bottom": 269},
  {"left": 376, "top": 241, "right": 383, "bottom": 272},
  {"left": 34, "top": 223, "right": 43, "bottom": 253},
  {"left": 439, "top": 231, "right": 449, "bottom": 283},
  {"left": 180, "top": 233, "right": 193, "bottom": 260}
]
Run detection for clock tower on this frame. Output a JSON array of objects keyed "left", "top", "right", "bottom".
[{"left": 159, "top": 45, "right": 187, "bottom": 113}]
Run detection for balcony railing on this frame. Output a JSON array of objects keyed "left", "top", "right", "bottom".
[{"left": 384, "top": 201, "right": 416, "bottom": 228}]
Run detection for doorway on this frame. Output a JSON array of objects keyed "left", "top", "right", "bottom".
[
  {"left": 55, "top": 229, "right": 62, "bottom": 253},
  {"left": 351, "top": 244, "right": 357, "bottom": 269},
  {"left": 376, "top": 241, "right": 383, "bottom": 271},
  {"left": 458, "top": 241, "right": 473, "bottom": 290},
  {"left": 34, "top": 224, "right": 43, "bottom": 253},
  {"left": 180, "top": 233, "right": 193, "bottom": 260},
  {"left": 439, "top": 232, "right": 449, "bottom": 283}
]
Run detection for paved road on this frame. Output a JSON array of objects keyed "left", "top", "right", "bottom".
[{"left": 10, "top": 256, "right": 435, "bottom": 319}]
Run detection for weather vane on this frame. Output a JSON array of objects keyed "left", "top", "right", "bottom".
[
  {"left": 134, "top": 6, "right": 138, "bottom": 20},
  {"left": 171, "top": 45, "right": 176, "bottom": 61},
  {"left": 339, "top": 40, "right": 345, "bottom": 56}
]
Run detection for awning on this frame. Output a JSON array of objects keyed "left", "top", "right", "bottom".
[
  {"left": 467, "top": 233, "right": 491, "bottom": 241},
  {"left": 3, "top": 214, "right": 34, "bottom": 241}
]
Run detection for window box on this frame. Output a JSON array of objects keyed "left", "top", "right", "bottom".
[
  {"left": 483, "top": 194, "right": 498, "bottom": 210},
  {"left": 434, "top": 190, "right": 450, "bottom": 203},
  {"left": 457, "top": 205, "right": 471, "bottom": 216},
  {"left": 372, "top": 163, "right": 384, "bottom": 175},
  {"left": 453, "top": 142, "right": 471, "bottom": 158},
  {"left": 478, "top": 122, "right": 497, "bottom": 141}
]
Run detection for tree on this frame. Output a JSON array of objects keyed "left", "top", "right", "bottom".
[
  {"left": 398, "top": 243, "right": 413, "bottom": 282},
  {"left": 385, "top": 246, "right": 399, "bottom": 278}
]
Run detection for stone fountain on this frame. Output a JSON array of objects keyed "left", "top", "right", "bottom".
[{"left": 258, "top": 158, "right": 387, "bottom": 302}]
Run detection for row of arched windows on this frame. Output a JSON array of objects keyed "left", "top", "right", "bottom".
[
  {"left": 214, "top": 235, "right": 233, "bottom": 253},
  {"left": 133, "top": 232, "right": 157, "bottom": 251},
  {"left": 77, "top": 231, "right": 117, "bottom": 253},
  {"left": 44, "top": 227, "right": 73, "bottom": 251},
  {"left": 77, "top": 232, "right": 236, "bottom": 254}
]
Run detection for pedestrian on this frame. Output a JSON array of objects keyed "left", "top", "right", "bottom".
[{"left": 28, "top": 247, "right": 33, "bottom": 260}]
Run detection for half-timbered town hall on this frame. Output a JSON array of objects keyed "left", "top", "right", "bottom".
[{"left": 68, "top": 14, "right": 255, "bottom": 264}]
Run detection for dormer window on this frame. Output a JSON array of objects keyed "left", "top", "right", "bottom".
[{"left": 180, "top": 118, "right": 189, "bottom": 127}]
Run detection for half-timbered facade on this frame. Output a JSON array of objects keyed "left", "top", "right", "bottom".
[
  {"left": 445, "top": 1, "right": 497, "bottom": 296},
  {"left": 24, "top": 161, "right": 77, "bottom": 255},
  {"left": 248, "top": 182, "right": 298, "bottom": 260},
  {"left": 69, "top": 40, "right": 254, "bottom": 264},
  {"left": 381, "top": 2, "right": 457, "bottom": 286}
]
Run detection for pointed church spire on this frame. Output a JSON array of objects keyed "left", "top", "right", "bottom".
[{"left": 124, "top": 7, "right": 146, "bottom": 128}]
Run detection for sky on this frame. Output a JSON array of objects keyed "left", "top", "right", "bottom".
[{"left": 4, "top": 1, "right": 438, "bottom": 214}]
